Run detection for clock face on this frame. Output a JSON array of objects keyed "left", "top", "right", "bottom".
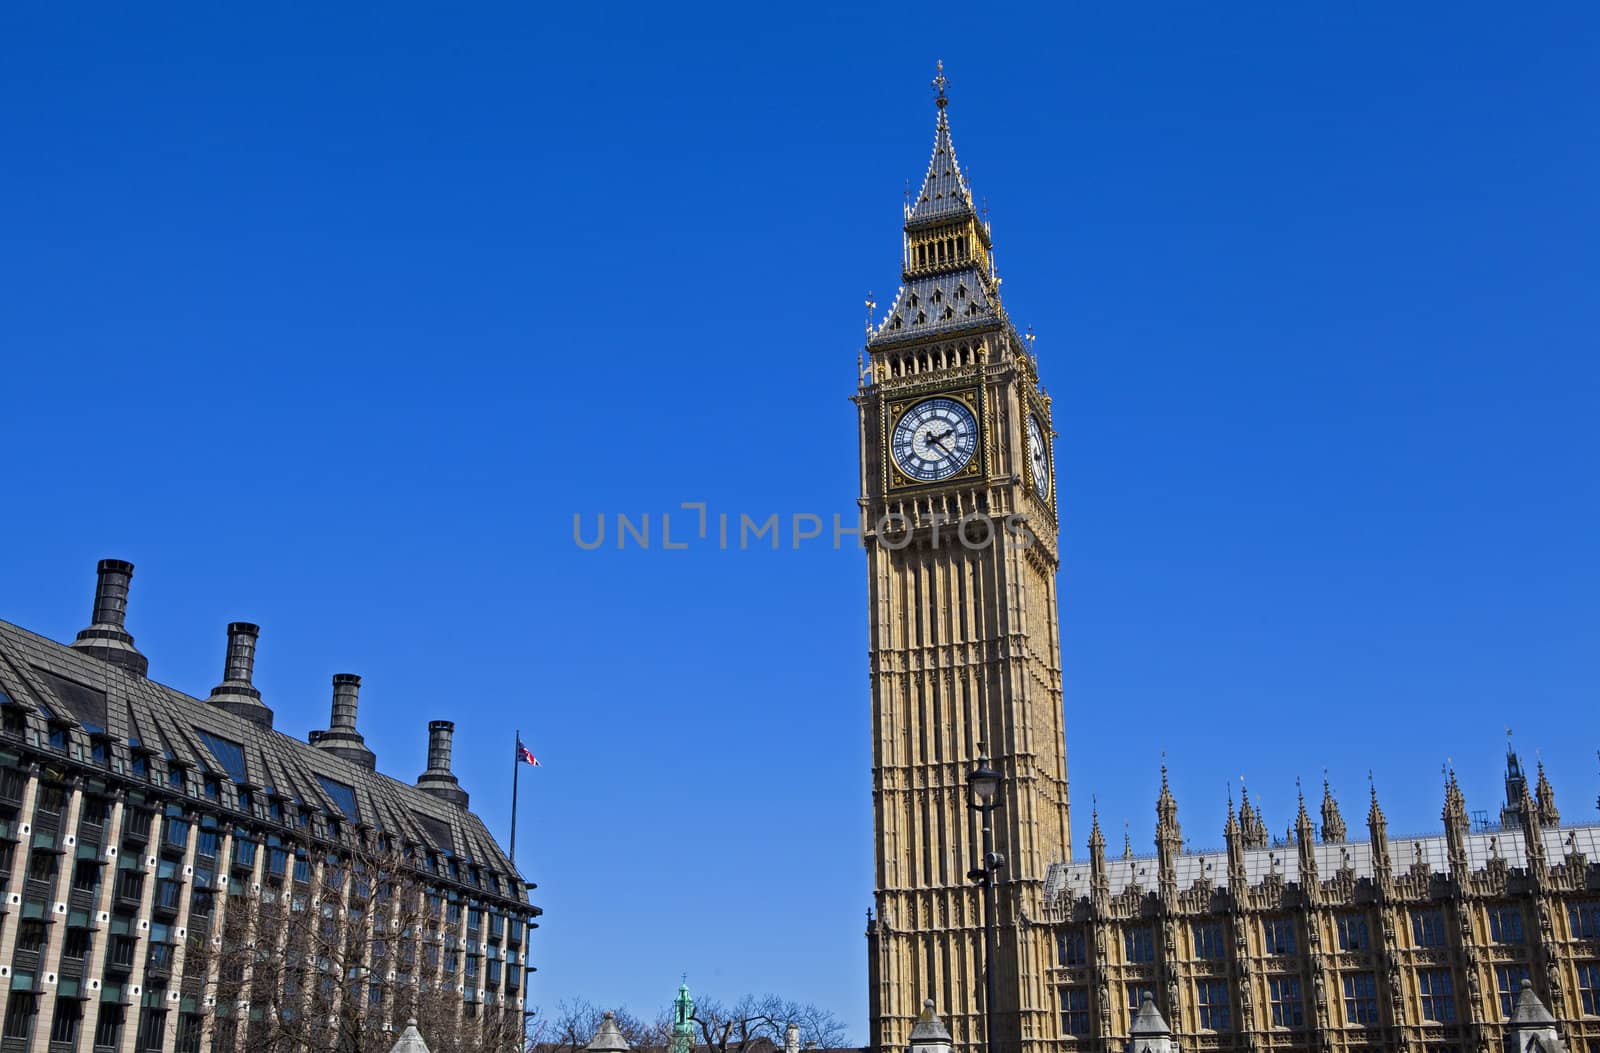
[
  {"left": 1026, "top": 415, "right": 1050, "bottom": 499},
  {"left": 891, "top": 397, "right": 979, "bottom": 483}
]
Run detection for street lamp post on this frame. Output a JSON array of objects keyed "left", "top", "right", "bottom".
[{"left": 966, "top": 752, "right": 1004, "bottom": 1053}]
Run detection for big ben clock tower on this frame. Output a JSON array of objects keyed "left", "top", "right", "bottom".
[{"left": 857, "top": 66, "right": 1070, "bottom": 1053}]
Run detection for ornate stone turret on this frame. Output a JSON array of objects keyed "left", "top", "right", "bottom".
[
  {"left": 1443, "top": 770, "right": 1471, "bottom": 880},
  {"left": 1239, "top": 782, "right": 1268, "bottom": 849},
  {"left": 71, "top": 558, "right": 149, "bottom": 675},
  {"left": 1126, "top": 994, "right": 1175, "bottom": 1053},
  {"left": 1367, "top": 781, "right": 1392, "bottom": 892},
  {"left": 1502, "top": 737, "right": 1530, "bottom": 829},
  {"left": 208, "top": 622, "right": 274, "bottom": 727},
  {"left": 1224, "top": 797, "right": 1248, "bottom": 890},
  {"left": 1320, "top": 778, "right": 1347, "bottom": 842},
  {"left": 1089, "top": 811, "right": 1110, "bottom": 913},
  {"left": 1535, "top": 762, "right": 1560, "bottom": 827},
  {"left": 1504, "top": 979, "right": 1567, "bottom": 1052},
  {"left": 1155, "top": 766, "right": 1181, "bottom": 904},
  {"left": 1295, "top": 788, "right": 1319, "bottom": 890},
  {"left": 908, "top": 999, "right": 954, "bottom": 1053}
]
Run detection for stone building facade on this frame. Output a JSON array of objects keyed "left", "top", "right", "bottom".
[
  {"left": 858, "top": 73, "right": 1599, "bottom": 1053},
  {"left": 0, "top": 560, "right": 538, "bottom": 1053}
]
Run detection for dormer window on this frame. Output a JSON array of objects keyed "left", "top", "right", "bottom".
[{"left": 168, "top": 766, "right": 186, "bottom": 790}]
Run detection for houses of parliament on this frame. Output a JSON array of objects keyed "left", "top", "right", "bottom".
[{"left": 856, "top": 68, "right": 1598, "bottom": 1053}]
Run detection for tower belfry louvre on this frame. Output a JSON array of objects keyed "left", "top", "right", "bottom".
[
  {"left": 858, "top": 69, "right": 1600, "bottom": 1053},
  {"left": 857, "top": 64, "right": 1071, "bottom": 1053}
]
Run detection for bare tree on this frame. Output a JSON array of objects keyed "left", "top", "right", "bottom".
[
  {"left": 192, "top": 835, "right": 526, "bottom": 1053},
  {"left": 691, "top": 994, "right": 847, "bottom": 1053},
  {"left": 533, "top": 1000, "right": 669, "bottom": 1053}
]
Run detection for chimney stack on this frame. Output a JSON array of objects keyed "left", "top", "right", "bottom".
[
  {"left": 417, "top": 720, "right": 469, "bottom": 807},
  {"left": 71, "top": 558, "right": 149, "bottom": 676},
  {"left": 312, "top": 673, "right": 376, "bottom": 770},
  {"left": 208, "top": 622, "right": 274, "bottom": 728}
]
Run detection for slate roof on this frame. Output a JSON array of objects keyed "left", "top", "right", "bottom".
[
  {"left": 908, "top": 108, "right": 976, "bottom": 224},
  {"left": 869, "top": 273, "right": 999, "bottom": 348},
  {"left": 1044, "top": 823, "right": 1600, "bottom": 904},
  {"left": 0, "top": 617, "right": 528, "bottom": 906}
]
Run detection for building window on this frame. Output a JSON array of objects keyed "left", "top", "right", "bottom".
[
  {"left": 1263, "top": 917, "right": 1297, "bottom": 955},
  {"left": 1419, "top": 968, "right": 1456, "bottom": 1023},
  {"left": 1337, "top": 913, "right": 1370, "bottom": 951},
  {"left": 1059, "top": 987, "right": 1089, "bottom": 1036},
  {"left": 49, "top": 999, "right": 82, "bottom": 1045},
  {"left": 1057, "top": 927, "right": 1087, "bottom": 966},
  {"left": 1125, "top": 986, "right": 1154, "bottom": 1029},
  {"left": 1192, "top": 921, "right": 1226, "bottom": 960},
  {"left": 64, "top": 926, "right": 92, "bottom": 960},
  {"left": 1488, "top": 905, "right": 1525, "bottom": 944},
  {"left": 168, "top": 766, "right": 186, "bottom": 790},
  {"left": 1570, "top": 901, "right": 1600, "bottom": 940},
  {"left": 1124, "top": 926, "right": 1155, "bottom": 963},
  {"left": 18, "top": 918, "right": 48, "bottom": 953},
  {"left": 94, "top": 1006, "right": 124, "bottom": 1048},
  {"left": 1496, "top": 964, "right": 1532, "bottom": 1018},
  {"left": 1197, "top": 979, "right": 1231, "bottom": 1031},
  {"left": 1343, "top": 973, "right": 1380, "bottom": 1025},
  {"left": 3, "top": 994, "right": 38, "bottom": 1041},
  {"left": 1270, "top": 976, "right": 1304, "bottom": 1028},
  {"left": 27, "top": 848, "right": 58, "bottom": 883},
  {"left": 1578, "top": 962, "right": 1600, "bottom": 1016},
  {"left": 176, "top": 1013, "right": 203, "bottom": 1053},
  {"left": 1412, "top": 908, "right": 1447, "bottom": 948}
]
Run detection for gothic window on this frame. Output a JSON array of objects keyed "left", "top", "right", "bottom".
[
  {"left": 1192, "top": 921, "right": 1226, "bottom": 960},
  {"left": 1412, "top": 908, "right": 1447, "bottom": 947},
  {"left": 1269, "top": 976, "right": 1304, "bottom": 1028},
  {"left": 916, "top": 311, "right": 926, "bottom": 325},
  {"left": 1057, "top": 927, "right": 1087, "bottom": 966},
  {"left": 1124, "top": 926, "right": 1155, "bottom": 963},
  {"left": 1418, "top": 968, "right": 1456, "bottom": 1023},
  {"left": 1337, "top": 913, "right": 1371, "bottom": 951},
  {"left": 957, "top": 283, "right": 967, "bottom": 300},
  {"left": 1342, "top": 973, "right": 1379, "bottom": 1025},
  {"left": 1577, "top": 962, "right": 1600, "bottom": 1015},
  {"left": 1495, "top": 964, "right": 1531, "bottom": 1017},
  {"left": 1263, "top": 917, "right": 1298, "bottom": 955},
  {"left": 1059, "top": 987, "right": 1089, "bottom": 1035},
  {"left": 1197, "top": 979, "right": 1231, "bottom": 1031},
  {"left": 1487, "top": 904, "right": 1525, "bottom": 943},
  {"left": 932, "top": 288, "right": 942, "bottom": 303},
  {"left": 1125, "top": 986, "right": 1154, "bottom": 1028},
  {"left": 943, "top": 307, "right": 954, "bottom": 320},
  {"left": 1570, "top": 901, "right": 1600, "bottom": 939}
]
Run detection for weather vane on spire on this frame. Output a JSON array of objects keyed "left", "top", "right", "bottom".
[{"left": 932, "top": 60, "right": 949, "bottom": 108}]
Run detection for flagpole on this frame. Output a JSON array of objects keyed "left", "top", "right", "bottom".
[{"left": 510, "top": 729, "right": 521, "bottom": 873}]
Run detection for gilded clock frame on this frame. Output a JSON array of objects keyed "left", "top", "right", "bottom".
[
  {"left": 1021, "top": 391, "right": 1056, "bottom": 515},
  {"left": 880, "top": 386, "right": 986, "bottom": 492}
]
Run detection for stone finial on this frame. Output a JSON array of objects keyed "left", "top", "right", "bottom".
[
  {"left": 587, "top": 1011, "right": 632, "bottom": 1053},
  {"left": 907, "top": 999, "right": 952, "bottom": 1053},
  {"left": 1505, "top": 979, "right": 1567, "bottom": 1052},
  {"left": 1127, "top": 994, "right": 1175, "bottom": 1053},
  {"left": 388, "top": 1019, "right": 431, "bottom": 1053},
  {"left": 72, "top": 558, "right": 150, "bottom": 675}
]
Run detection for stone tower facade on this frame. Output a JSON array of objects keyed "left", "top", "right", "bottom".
[{"left": 857, "top": 67, "right": 1071, "bottom": 1053}]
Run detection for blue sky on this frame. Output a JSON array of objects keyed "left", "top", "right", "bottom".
[{"left": 2, "top": 2, "right": 1598, "bottom": 1041}]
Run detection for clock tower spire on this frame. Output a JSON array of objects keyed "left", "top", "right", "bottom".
[{"left": 857, "top": 67, "right": 1069, "bottom": 1053}]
